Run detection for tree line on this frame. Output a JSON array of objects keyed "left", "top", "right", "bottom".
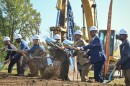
[{"left": 0, "top": 0, "right": 41, "bottom": 42}]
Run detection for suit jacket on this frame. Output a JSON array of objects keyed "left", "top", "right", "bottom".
[
  {"left": 117, "top": 39, "right": 130, "bottom": 70},
  {"left": 82, "top": 36, "right": 106, "bottom": 64}
]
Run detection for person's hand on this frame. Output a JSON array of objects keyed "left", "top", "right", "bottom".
[
  {"left": 19, "top": 50, "right": 27, "bottom": 54},
  {"left": 4, "top": 60, "right": 9, "bottom": 64},
  {"left": 59, "top": 46, "right": 65, "bottom": 50},
  {"left": 73, "top": 47, "right": 81, "bottom": 51}
]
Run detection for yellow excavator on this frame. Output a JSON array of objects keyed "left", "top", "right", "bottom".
[
  {"left": 82, "top": 0, "right": 121, "bottom": 79},
  {"left": 50, "top": 0, "right": 120, "bottom": 79},
  {"left": 81, "top": 0, "right": 120, "bottom": 79}
]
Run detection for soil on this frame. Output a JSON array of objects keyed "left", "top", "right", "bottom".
[{"left": 0, "top": 72, "right": 125, "bottom": 86}]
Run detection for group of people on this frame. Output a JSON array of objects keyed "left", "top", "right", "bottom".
[
  {"left": 1, "top": 25, "right": 130, "bottom": 85},
  {"left": 2, "top": 34, "right": 45, "bottom": 76},
  {"left": 74, "top": 26, "right": 106, "bottom": 83}
]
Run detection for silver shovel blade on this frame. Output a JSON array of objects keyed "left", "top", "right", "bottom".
[
  {"left": 102, "top": 80, "right": 111, "bottom": 84},
  {"left": 63, "top": 39, "right": 74, "bottom": 45},
  {"left": 0, "top": 62, "right": 4, "bottom": 70},
  {"left": 45, "top": 37, "right": 56, "bottom": 43},
  {"left": 0, "top": 62, "right": 3, "bottom": 67},
  {"left": 45, "top": 37, "right": 56, "bottom": 45},
  {"left": 63, "top": 39, "right": 74, "bottom": 49}
]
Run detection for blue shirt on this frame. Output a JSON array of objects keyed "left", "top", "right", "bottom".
[
  {"left": 20, "top": 40, "right": 30, "bottom": 50},
  {"left": 27, "top": 44, "right": 45, "bottom": 55},
  {"left": 13, "top": 40, "right": 30, "bottom": 59}
]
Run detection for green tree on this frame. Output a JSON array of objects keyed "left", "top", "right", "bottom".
[
  {"left": 74, "top": 23, "right": 80, "bottom": 32},
  {"left": 0, "top": 0, "right": 41, "bottom": 42}
]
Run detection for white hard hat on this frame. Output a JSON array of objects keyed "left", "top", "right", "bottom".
[
  {"left": 3, "top": 37, "right": 10, "bottom": 41},
  {"left": 89, "top": 26, "right": 98, "bottom": 31},
  {"left": 14, "top": 34, "right": 22, "bottom": 39},
  {"left": 74, "top": 30, "right": 83, "bottom": 36},
  {"left": 33, "top": 34, "right": 40, "bottom": 40},
  {"left": 119, "top": 29, "right": 127, "bottom": 35},
  {"left": 54, "top": 34, "right": 61, "bottom": 40}
]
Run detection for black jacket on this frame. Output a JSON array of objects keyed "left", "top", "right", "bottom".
[{"left": 117, "top": 40, "right": 130, "bottom": 70}]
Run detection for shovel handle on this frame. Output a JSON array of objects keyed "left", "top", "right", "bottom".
[{"left": 108, "top": 65, "right": 117, "bottom": 80}]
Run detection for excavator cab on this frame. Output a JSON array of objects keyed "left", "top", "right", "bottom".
[
  {"left": 99, "top": 30, "right": 120, "bottom": 62},
  {"left": 99, "top": 30, "right": 121, "bottom": 79}
]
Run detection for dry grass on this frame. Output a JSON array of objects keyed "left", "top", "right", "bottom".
[{"left": 108, "top": 78, "right": 125, "bottom": 85}]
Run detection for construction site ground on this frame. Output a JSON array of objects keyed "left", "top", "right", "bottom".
[{"left": 0, "top": 69, "right": 125, "bottom": 86}]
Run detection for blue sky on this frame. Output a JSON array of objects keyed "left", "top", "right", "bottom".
[{"left": 30, "top": 0, "right": 130, "bottom": 40}]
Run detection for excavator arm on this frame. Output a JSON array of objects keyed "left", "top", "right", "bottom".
[
  {"left": 53, "top": 0, "right": 94, "bottom": 41},
  {"left": 82, "top": 0, "right": 119, "bottom": 79},
  {"left": 81, "top": 0, "right": 94, "bottom": 40}
]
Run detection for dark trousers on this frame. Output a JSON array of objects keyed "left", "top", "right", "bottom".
[
  {"left": 8, "top": 57, "right": 20, "bottom": 74},
  {"left": 94, "top": 61, "right": 104, "bottom": 83},
  {"left": 77, "top": 62, "right": 82, "bottom": 77},
  {"left": 123, "top": 69, "right": 130, "bottom": 86},
  {"left": 8, "top": 56, "right": 25, "bottom": 75},
  {"left": 60, "top": 56, "right": 70, "bottom": 80}
]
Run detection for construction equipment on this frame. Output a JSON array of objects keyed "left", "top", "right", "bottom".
[
  {"left": 81, "top": 0, "right": 120, "bottom": 79},
  {"left": 50, "top": 0, "right": 120, "bottom": 80},
  {"left": 50, "top": 0, "right": 68, "bottom": 42}
]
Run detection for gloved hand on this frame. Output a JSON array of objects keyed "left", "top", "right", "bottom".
[
  {"left": 73, "top": 47, "right": 81, "bottom": 51},
  {"left": 116, "top": 65, "right": 121, "bottom": 70},
  {"left": 4, "top": 60, "right": 9, "bottom": 64}
]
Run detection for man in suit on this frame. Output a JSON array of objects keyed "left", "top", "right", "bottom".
[
  {"left": 75, "top": 26, "right": 106, "bottom": 83},
  {"left": 116, "top": 29, "right": 130, "bottom": 86}
]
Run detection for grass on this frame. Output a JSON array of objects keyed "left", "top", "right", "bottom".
[
  {"left": 0, "top": 63, "right": 30, "bottom": 75},
  {"left": 0, "top": 64, "right": 17, "bottom": 74},
  {"left": 88, "top": 71, "right": 94, "bottom": 78}
]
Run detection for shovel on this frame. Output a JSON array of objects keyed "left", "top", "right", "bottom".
[
  {"left": 0, "top": 62, "right": 5, "bottom": 71},
  {"left": 0, "top": 59, "right": 11, "bottom": 71},
  {"left": 102, "top": 65, "right": 117, "bottom": 84}
]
